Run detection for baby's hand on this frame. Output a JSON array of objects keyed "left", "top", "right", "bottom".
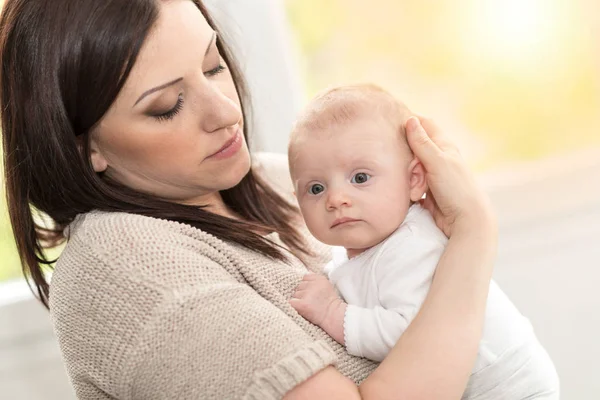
[{"left": 290, "top": 273, "right": 346, "bottom": 344}]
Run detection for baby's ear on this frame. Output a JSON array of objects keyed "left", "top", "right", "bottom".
[{"left": 408, "top": 157, "right": 428, "bottom": 202}]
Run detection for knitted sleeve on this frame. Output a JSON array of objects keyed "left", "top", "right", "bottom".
[
  {"left": 128, "top": 276, "right": 337, "bottom": 399},
  {"left": 115, "top": 234, "right": 336, "bottom": 399},
  {"left": 51, "top": 215, "right": 337, "bottom": 400}
]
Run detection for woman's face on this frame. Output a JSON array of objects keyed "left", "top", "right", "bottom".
[{"left": 89, "top": 0, "right": 250, "bottom": 206}]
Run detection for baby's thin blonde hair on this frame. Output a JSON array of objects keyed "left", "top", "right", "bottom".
[{"left": 288, "top": 84, "right": 413, "bottom": 171}]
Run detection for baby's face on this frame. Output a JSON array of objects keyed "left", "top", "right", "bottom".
[{"left": 292, "top": 115, "right": 414, "bottom": 254}]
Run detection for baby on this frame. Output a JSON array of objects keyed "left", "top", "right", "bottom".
[{"left": 288, "top": 84, "right": 559, "bottom": 399}]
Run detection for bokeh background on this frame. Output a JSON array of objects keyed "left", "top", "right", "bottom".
[
  {"left": 1, "top": 0, "right": 599, "bottom": 398},
  {"left": 2, "top": 0, "right": 600, "bottom": 279}
]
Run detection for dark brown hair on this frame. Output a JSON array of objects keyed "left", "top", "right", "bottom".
[{"left": 0, "top": 0, "right": 309, "bottom": 309}]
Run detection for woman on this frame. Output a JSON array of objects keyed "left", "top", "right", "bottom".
[{"left": 0, "top": 0, "right": 497, "bottom": 398}]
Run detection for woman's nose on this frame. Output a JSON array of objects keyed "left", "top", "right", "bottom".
[{"left": 198, "top": 82, "right": 242, "bottom": 133}]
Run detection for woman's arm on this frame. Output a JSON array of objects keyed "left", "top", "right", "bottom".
[
  {"left": 285, "top": 116, "right": 497, "bottom": 399},
  {"left": 360, "top": 217, "right": 496, "bottom": 399}
]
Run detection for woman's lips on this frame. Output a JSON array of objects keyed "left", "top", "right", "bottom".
[{"left": 207, "top": 128, "right": 243, "bottom": 160}]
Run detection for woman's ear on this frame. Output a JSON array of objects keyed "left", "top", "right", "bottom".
[
  {"left": 77, "top": 134, "right": 108, "bottom": 173},
  {"left": 408, "top": 157, "right": 428, "bottom": 202}
]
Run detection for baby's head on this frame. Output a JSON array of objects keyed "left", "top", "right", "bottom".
[{"left": 289, "top": 84, "right": 427, "bottom": 256}]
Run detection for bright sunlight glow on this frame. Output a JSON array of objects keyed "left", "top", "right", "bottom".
[{"left": 472, "top": 0, "right": 562, "bottom": 65}]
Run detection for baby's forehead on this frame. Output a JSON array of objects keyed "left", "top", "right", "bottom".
[
  {"left": 289, "top": 85, "right": 413, "bottom": 170},
  {"left": 292, "top": 110, "right": 409, "bottom": 152},
  {"left": 316, "top": 95, "right": 410, "bottom": 128},
  {"left": 292, "top": 88, "right": 411, "bottom": 140},
  {"left": 316, "top": 125, "right": 398, "bottom": 158},
  {"left": 290, "top": 124, "right": 411, "bottom": 174}
]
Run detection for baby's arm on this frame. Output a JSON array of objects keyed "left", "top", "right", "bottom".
[
  {"left": 289, "top": 273, "right": 347, "bottom": 345},
  {"left": 345, "top": 232, "right": 444, "bottom": 362}
]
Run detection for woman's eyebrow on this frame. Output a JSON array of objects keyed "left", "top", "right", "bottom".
[
  {"left": 133, "top": 31, "right": 217, "bottom": 107},
  {"left": 134, "top": 77, "right": 183, "bottom": 107},
  {"left": 205, "top": 31, "right": 217, "bottom": 56}
]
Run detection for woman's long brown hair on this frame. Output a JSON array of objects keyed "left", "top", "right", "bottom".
[{"left": 0, "top": 0, "right": 310, "bottom": 309}]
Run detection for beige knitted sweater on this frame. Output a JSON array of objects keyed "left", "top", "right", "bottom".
[{"left": 49, "top": 153, "right": 377, "bottom": 399}]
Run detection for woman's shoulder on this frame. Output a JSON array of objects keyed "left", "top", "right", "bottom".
[
  {"left": 64, "top": 211, "right": 217, "bottom": 260},
  {"left": 66, "top": 209, "right": 234, "bottom": 248},
  {"left": 55, "top": 210, "right": 243, "bottom": 293}
]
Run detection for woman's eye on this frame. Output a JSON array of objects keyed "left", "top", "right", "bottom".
[
  {"left": 205, "top": 64, "right": 226, "bottom": 77},
  {"left": 153, "top": 94, "right": 184, "bottom": 122},
  {"left": 308, "top": 183, "right": 325, "bottom": 195},
  {"left": 351, "top": 172, "right": 370, "bottom": 184}
]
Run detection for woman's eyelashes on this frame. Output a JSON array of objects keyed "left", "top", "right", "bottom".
[
  {"left": 206, "top": 64, "right": 226, "bottom": 77},
  {"left": 151, "top": 63, "right": 227, "bottom": 122},
  {"left": 154, "top": 94, "right": 184, "bottom": 122}
]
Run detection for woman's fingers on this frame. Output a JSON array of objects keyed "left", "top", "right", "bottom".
[
  {"left": 420, "top": 191, "right": 437, "bottom": 219},
  {"left": 405, "top": 117, "right": 443, "bottom": 168},
  {"left": 407, "top": 115, "right": 495, "bottom": 237},
  {"left": 414, "top": 114, "right": 460, "bottom": 154},
  {"left": 419, "top": 190, "right": 435, "bottom": 214},
  {"left": 420, "top": 191, "right": 450, "bottom": 237},
  {"left": 414, "top": 114, "right": 442, "bottom": 142}
]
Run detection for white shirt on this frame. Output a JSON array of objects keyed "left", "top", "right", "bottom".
[{"left": 325, "top": 204, "right": 536, "bottom": 373}]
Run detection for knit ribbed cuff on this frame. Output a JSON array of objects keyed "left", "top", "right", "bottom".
[{"left": 243, "top": 340, "right": 337, "bottom": 400}]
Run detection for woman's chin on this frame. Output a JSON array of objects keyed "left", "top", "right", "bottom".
[{"left": 222, "top": 146, "right": 252, "bottom": 188}]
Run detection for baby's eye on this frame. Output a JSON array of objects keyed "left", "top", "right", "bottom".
[
  {"left": 351, "top": 172, "right": 371, "bottom": 184},
  {"left": 308, "top": 183, "right": 325, "bottom": 195}
]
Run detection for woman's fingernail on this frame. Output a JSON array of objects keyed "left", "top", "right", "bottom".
[{"left": 406, "top": 116, "right": 420, "bottom": 133}]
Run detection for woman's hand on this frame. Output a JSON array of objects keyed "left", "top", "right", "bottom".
[{"left": 405, "top": 116, "right": 496, "bottom": 237}]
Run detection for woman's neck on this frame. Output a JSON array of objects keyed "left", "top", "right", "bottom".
[{"left": 180, "top": 191, "right": 240, "bottom": 220}]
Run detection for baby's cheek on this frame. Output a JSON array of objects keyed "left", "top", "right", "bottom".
[
  {"left": 302, "top": 209, "right": 326, "bottom": 238},
  {"left": 375, "top": 196, "right": 410, "bottom": 230}
]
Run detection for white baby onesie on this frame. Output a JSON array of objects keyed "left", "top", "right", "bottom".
[{"left": 325, "top": 204, "right": 559, "bottom": 399}]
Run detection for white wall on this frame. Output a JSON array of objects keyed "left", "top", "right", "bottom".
[
  {"left": 0, "top": 286, "right": 74, "bottom": 399},
  {"left": 484, "top": 149, "right": 600, "bottom": 400}
]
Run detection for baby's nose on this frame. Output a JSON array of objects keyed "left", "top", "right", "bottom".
[{"left": 326, "top": 189, "right": 352, "bottom": 210}]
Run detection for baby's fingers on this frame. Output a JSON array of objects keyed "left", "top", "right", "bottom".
[
  {"left": 295, "top": 280, "right": 309, "bottom": 291},
  {"left": 289, "top": 298, "right": 310, "bottom": 316},
  {"left": 302, "top": 272, "right": 318, "bottom": 281}
]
